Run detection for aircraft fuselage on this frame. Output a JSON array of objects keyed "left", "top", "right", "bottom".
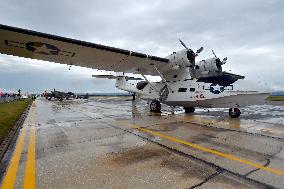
[{"left": 115, "top": 77, "right": 269, "bottom": 108}]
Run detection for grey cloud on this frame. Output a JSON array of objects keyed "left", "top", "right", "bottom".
[{"left": 0, "top": 0, "right": 283, "bottom": 93}]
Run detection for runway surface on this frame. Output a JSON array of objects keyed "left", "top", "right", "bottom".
[{"left": 0, "top": 97, "right": 283, "bottom": 189}]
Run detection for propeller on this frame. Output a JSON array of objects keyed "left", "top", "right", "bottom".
[
  {"left": 211, "top": 49, "right": 227, "bottom": 65},
  {"left": 179, "top": 39, "right": 203, "bottom": 78},
  {"left": 211, "top": 49, "right": 227, "bottom": 73}
]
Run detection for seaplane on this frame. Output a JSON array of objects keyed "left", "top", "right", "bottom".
[{"left": 0, "top": 24, "right": 269, "bottom": 118}]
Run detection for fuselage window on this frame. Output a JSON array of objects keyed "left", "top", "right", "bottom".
[
  {"left": 178, "top": 88, "right": 187, "bottom": 92},
  {"left": 190, "top": 88, "right": 195, "bottom": 92}
]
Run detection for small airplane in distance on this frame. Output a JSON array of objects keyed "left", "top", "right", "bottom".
[
  {"left": 44, "top": 89, "right": 74, "bottom": 101},
  {"left": 0, "top": 24, "right": 270, "bottom": 118}
]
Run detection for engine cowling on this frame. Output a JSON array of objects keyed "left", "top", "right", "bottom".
[
  {"left": 194, "top": 58, "right": 223, "bottom": 78},
  {"left": 166, "top": 50, "right": 191, "bottom": 69},
  {"left": 166, "top": 50, "right": 224, "bottom": 79}
]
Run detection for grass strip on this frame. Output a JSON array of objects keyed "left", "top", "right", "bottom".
[
  {"left": 0, "top": 99, "right": 32, "bottom": 143},
  {"left": 266, "top": 96, "right": 284, "bottom": 101}
]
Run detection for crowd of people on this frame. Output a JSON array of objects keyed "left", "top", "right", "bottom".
[
  {"left": 0, "top": 93, "right": 19, "bottom": 98},
  {"left": 0, "top": 90, "right": 22, "bottom": 102}
]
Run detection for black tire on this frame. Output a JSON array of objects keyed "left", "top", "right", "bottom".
[
  {"left": 229, "top": 108, "right": 241, "bottom": 118},
  {"left": 150, "top": 100, "right": 161, "bottom": 113},
  {"left": 184, "top": 107, "right": 195, "bottom": 113}
]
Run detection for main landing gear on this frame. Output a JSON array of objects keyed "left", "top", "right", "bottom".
[
  {"left": 184, "top": 107, "right": 195, "bottom": 113},
  {"left": 229, "top": 108, "right": 241, "bottom": 118},
  {"left": 150, "top": 100, "right": 161, "bottom": 113}
]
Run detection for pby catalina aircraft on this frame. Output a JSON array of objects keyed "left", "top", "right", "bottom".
[{"left": 0, "top": 24, "right": 269, "bottom": 118}]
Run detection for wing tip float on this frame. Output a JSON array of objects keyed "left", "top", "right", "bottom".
[{"left": 92, "top": 74, "right": 143, "bottom": 80}]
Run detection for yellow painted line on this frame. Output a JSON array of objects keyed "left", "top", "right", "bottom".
[
  {"left": 1, "top": 127, "right": 27, "bottom": 189},
  {"left": 132, "top": 125, "right": 284, "bottom": 176},
  {"left": 23, "top": 105, "right": 36, "bottom": 189}
]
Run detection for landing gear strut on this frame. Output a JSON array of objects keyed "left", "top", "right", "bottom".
[
  {"left": 184, "top": 107, "right": 195, "bottom": 113},
  {"left": 150, "top": 100, "right": 161, "bottom": 113},
  {"left": 229, "top": 108, "right": 241, "bottom": 118}
]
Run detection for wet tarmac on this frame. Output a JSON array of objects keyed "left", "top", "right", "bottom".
[{"left": 0, "top": 97, "right": 284, "bottom": 189}]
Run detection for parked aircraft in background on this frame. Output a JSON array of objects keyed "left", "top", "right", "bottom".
[{"left": 44, "top": 89, "right": 74, "bottom": 101}]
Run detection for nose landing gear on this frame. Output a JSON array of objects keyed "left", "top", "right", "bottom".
[
  {"left": 229, "top": 108, "right": 241, "bottom": 118},
  {"left": 150, "top": 100, "right": 161, "bottom": 113}
]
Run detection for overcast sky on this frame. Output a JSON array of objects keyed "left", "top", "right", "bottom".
[{"left": 0, "top": 0, "right": 283, "bottom": 94}]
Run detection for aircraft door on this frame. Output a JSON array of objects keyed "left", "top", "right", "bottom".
[{"left": 159, "top": 85, "right": 169, "bottom": 101}]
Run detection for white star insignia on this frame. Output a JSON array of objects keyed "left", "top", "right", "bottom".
[
  {"left": 212, "top": 84, "right": 221, "bottom": 91},
  {"left": 33, "top": 44, "right": 53, "bottom": 54}
]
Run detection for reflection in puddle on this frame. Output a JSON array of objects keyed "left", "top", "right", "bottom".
[
  {"left": 228, "top": 118, "right": 241, "bottom": 129},
  {"left": 131, "top": 105, "right": 141, "bottom": 118}
]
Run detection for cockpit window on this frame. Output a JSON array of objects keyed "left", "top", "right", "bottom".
[{"left": 136, "top": 81, "right": 148, "bottom": 90}]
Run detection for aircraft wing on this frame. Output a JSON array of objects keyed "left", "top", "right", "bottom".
[{"left": 0, "top": 24, "right": 170, "bottom": 76}]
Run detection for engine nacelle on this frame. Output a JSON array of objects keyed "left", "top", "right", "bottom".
[
  {"left": 166, "top": 49, "right": 191, "bottom": 69},
  {"left": 194, "top": 58, "right": 223, "bottom": 78},
  {"left": 165, "top": 50, "right": 224, "bottom": 79}
]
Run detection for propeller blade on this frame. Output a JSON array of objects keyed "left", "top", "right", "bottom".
[
  {"left": 179, "top": 39, "right": 189, "bottom": 51},
  {"left": 221, "top": 57, "right": 227, "bottom": 65},
  {"left": 211, "top": 49, "right": 217, "bottom": 58},
  {"left": 196, "top": 47, "right": 203, "bottom": 54}
]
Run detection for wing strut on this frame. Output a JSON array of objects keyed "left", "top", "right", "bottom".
[
  {"left": 141, "top": 75, "right": 159, "bottom": 92},
  {"left": 153, "top": 65, "right": 174, "bottom": 93}
]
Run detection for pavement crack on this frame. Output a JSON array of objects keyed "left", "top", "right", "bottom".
[
  {"left": 245, "top": 144, "right": 284, "bottom": 176},
  {"left": 244, "top": 159, "right": 270, "bottom": 177},
  {"left": 103, "top": 121, "right": 277, "bottom": 189},
  {"left": 271, "top": 144, "right": 283, "bottom": 157},
  {"left": 187, "top": 168, "right": 224, "bottom": 189},
  {"left": 184, "top": 120, "right": 284, "bottom": 140}
]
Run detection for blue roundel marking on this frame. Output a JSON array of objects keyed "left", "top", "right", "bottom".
[{"left": 210, "top": 84, "right": 224, "bottom": 94}]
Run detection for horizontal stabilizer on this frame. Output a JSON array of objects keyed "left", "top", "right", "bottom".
[{"left": 92, "top": 75, "right": 143, "bottom": 80}]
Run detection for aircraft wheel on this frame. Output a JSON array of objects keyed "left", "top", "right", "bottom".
[
  {"left": 150, "top": 100, "right": 161, "bottom": 113},
  {"left": 184, "top": 107, "right": 195, "bottom": 113},
  {"left": 59, "top": 97, "right": 63, "bottom": 101},
  {"left": 229, "top": 108, "right": 241, "bottom": 118}
]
